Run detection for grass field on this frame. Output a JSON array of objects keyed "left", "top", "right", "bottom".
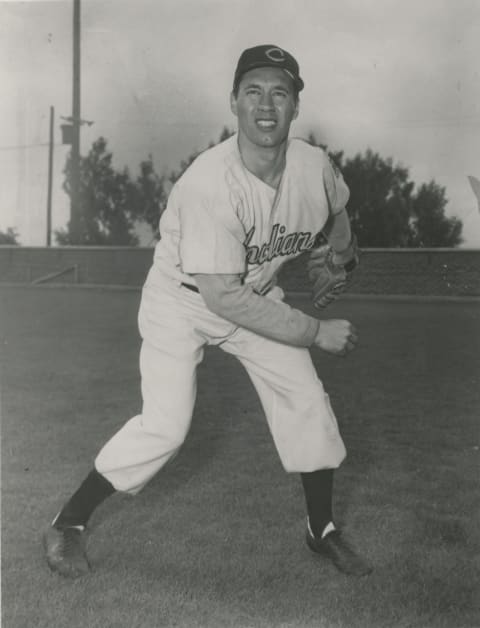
[{"left": 1, "top": 286, "right": 479, "bottom": 628}]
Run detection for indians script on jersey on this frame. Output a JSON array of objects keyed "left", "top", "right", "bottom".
[{"left": 244, "top": 223, "right": 317, "bottom": 265}]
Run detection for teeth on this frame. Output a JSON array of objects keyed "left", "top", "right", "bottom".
[{"left": 257, "top": 120, "right": 276, "bottom": 128}]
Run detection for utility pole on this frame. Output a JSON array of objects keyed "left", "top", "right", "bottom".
[
  {"left": 70, "top": 0, "right": 81, "bottom": 242},
  {"left": 46, "top": 106, "right": 54, "bottom": 246}
]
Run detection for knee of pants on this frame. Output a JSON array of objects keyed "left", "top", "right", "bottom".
[
  {"left": 267, "top": 387, "right": 347, "bottom": 473},
  {"left": 139, "top": 414, "right": 190, "bottom": 452},
  {"left": 94, "top": 413, "right": 190, "bottom": 493}
]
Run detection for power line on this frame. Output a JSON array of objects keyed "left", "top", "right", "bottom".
[{"left": 0, "top": 142, "right": 65, "bottom": 151}]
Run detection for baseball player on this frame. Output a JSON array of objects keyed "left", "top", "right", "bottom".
[{"left": 43, "top": 44, "right": 372, "bottom": 578}]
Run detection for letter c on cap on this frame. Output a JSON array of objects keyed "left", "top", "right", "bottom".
[{"left": 265, "top": 47, "right": 285, "bottom": 62}]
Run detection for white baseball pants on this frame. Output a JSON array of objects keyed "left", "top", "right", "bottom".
[{"left": 95, "top": 270, "right": 346, "bottom": 494}]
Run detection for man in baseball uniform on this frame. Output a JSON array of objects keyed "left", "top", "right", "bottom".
[{"left": 43, "top": 44, "right": 371, "bottom": 578}]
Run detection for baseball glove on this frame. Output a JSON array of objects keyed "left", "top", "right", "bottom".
[{"left": 307, "top": 235, "right": 359, "bottom": 309}]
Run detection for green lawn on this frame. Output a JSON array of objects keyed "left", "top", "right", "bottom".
[{"left": 1, "top": 286, "right": 479, "bottom": 628}]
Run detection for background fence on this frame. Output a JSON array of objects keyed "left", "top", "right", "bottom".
[{"left": 0, "top": 246, "right": 479, "bottom": 296}]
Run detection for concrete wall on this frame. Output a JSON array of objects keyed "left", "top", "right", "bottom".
[
  {"left": 0, "top": 246, "right": 479, "bottom": 296},
  {"left": 0, "top": 246, "right": 154, "bottom": 287},
  {"left": 279, "top": 248, "right": 480, "bottom": 297}
]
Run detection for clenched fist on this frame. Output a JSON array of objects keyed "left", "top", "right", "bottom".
[{"left": 313, "top": 319, "right": 358, "bottom": 356}]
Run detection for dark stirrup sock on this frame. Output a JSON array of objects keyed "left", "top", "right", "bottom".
[
  {"left": 53, "top": 468, "right": 116, "bottom": 529},
  {"left": 300, "top": 469, "right": 335, "bottom": 538}
]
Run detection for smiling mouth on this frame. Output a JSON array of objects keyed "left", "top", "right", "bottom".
[{"left": 256, "top": 119, "right": 277, "bottom": 130}]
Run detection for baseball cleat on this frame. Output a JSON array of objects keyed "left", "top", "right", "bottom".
[
  {"left": 43, "top": 525, "right": 91, "bottom": 578},
  {"left": 306, "top": 528, "right": 373, "bottom": 577}
]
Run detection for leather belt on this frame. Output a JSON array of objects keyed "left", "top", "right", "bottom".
[
  {"left": 181, "top": 282, "right": 200, "bottom": 293},
  {"left": 181, "top": 282, "right": 267, "bottom": 296}
]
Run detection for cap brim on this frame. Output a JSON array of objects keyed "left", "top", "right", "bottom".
[{"left": 235, "top": 62, "right": 304, "bottom": 91}]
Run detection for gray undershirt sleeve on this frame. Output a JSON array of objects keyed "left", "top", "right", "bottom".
[
  {"left": 193, "top": 273, "right": 320, "bottom": 347},
  {"left": 322, "top": 207, "right": 352, "bottom": 254}
]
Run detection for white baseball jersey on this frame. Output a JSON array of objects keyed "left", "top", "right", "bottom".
[
  {"left": 95, "top": 134, "right": 350, "bottom": 492},
  {"left": 152, "top": 134, "right": 349, "bottom": 293}
]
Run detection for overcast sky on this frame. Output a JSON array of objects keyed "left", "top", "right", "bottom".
[{"left": 1, "top": 0, "right": 480, "bottom": 246}]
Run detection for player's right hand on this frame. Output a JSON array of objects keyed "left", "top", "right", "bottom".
[{"left": 313, "top": 319, "right": 358, "bottom": 356}]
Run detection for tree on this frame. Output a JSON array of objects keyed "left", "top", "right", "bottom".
[
  {"left": 57, "top": 129, "right": 235, "bottom": 246},
  {"left": 410, "top": 181, "right": 462, "bottom": 247},
  {"left": 341, "top": 150, "right": 416, "bottom": 247},
  {"left": 57, "top": 138, "right": 139, "bottom": 245},
  {"left": 345, "top": 153, "right": 462, "bottom": 247},
  {"left": 306, "top": 135, "right": 463, "bottom": 247},
  {"left": 134, "top": 156, "right": 169, "bottom": 238},
  {"left": 0, "top": 227, "right": 19, "bottom": 245}
]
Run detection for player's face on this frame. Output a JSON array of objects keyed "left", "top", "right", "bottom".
[{"left": 230, "top": 67, "right": 299, "bottom": 149}]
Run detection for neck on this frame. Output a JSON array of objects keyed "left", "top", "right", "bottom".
[{"left": 237, "top": 134, "right": 288, "bottom": 189}]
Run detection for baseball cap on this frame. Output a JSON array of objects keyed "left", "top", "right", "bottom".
[{"left": 233, "top": 45, "right": 304, "bottom": 92}]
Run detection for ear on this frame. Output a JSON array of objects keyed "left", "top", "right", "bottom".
[
  {"left": 292, "top": 99, "right": 300, "bottom": 121},
  {"left": 230, "top": 92, "right": 238, "bottom": 116}
]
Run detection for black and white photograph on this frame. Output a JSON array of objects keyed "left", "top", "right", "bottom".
[{"left": 1, "top": 1, "right": 479, "bottom": 627}]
